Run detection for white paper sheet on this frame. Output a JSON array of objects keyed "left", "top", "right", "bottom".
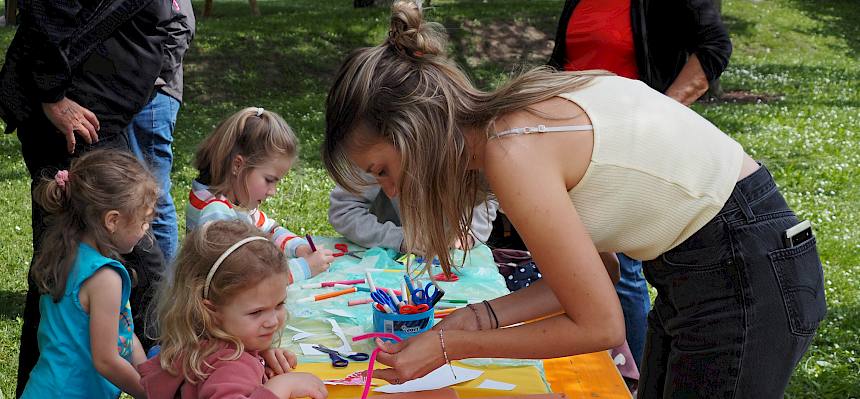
[
  {"left": 476, "top": 379, "right": 516, "bottom": 391},
  {"left": 374, "top": 365, "right": 483, "bottom": 393}
]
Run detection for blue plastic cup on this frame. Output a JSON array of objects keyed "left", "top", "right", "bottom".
[{"left": 372, "top": 306, "right": 435, "bottom": 342}]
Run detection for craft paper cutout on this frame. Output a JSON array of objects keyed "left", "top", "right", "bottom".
[
  {"left": 299, "top": 318, "right": 353, "bottom": 356},
  {"left": 292, "top": 332, "right": 315, "bottom": 341},
  {"left": 476, "top": 379, "right": 516, "bottom": 391},
  {"left": 323, "top": 370, "right": 380, "bottom": 386},
  {"left": 374, "top": 365, "right": 483, "bottom": 393},
  {"left": 323, "top": 308, "right": 356, "bottom": 318},
  {"left": 285, "top": 325, "right": 317, "bottom": 341}
]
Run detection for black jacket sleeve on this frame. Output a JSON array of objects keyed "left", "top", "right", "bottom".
[
  {"left": 157, "top": 0, "right": 195, "bottom": 101},
  {"left": 18, "top": 0, "right": 86, "bottom": 103},
  {"left": 677, "top": 0, "right": 733, "bottom": 81}
]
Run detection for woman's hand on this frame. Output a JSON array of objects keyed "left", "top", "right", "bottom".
[
  {"left": 432, "top": 304, "right": 487, "bottom": 332},
  {"left": 371, "top": 333, "right": 447, "bottom": 385},
  {"left": 261, "top": 348, "right": 298, "bottom": 378},
  {"left": 42, "top": 97, "right": 100, "bottom": 153}
]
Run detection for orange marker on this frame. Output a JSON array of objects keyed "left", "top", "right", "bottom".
[
  {"left": 434, "top": 307, "right": 458, "bottom": 317},
  {"left": 297, "top": 287, "right": 357, "bottom": 303}
]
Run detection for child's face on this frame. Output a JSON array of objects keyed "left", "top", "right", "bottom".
[
  {"left": 215, "top": 272, "right": 288, "bottom": 352},
  {"left": 233, "top": 156, "right": 292, "bottom": 209},
  {"left": 111, "top": 207, "right": 154, "bottom": 254}
]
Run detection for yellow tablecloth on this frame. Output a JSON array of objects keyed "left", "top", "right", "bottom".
[
  {"left": 297, "top": 360, "right": 549, "bottom": 398},
  {"left": 543, "top": 352, "right": 631, "bottom": 399},
  {"left": 288, "top": 240, "right": 631, "bottom": 398},
  {"left": 298, "top": 352, "right": 631, "bottom": 398}
]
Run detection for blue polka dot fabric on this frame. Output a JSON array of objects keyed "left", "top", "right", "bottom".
[
  {"left": 504, "top": 261, "right": 542, "bottom": 291},
  {"left": 492, "top": 248, "right": 543, "bottom": 292}
]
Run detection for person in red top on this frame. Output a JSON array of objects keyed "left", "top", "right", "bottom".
[
  {"left": 549, "top": 0, "right": 733, "bottom": 106},
  {"left": 563, "top": 0, "right": 640, "bottom": 80},
  {"left": 547, "top": 0, "right": 733, "bottom": 381}
]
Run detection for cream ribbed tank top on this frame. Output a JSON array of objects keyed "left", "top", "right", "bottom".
[{"left": 530, "top": 76, "right": 743, "bottom": 260}]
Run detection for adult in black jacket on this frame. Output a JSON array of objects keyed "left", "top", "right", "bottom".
[
  {"left": 548, "top": 0, "right": 733, "bottom": 106},
  {"left": 0, "top": 1, "right": 170, "bottom": 395}
]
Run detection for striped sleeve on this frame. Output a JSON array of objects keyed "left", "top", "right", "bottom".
[
  {"left": 196, "top": 201, "right": 239, "bottom": 228},
  {"left": 251, "top": 210, "right": 309, "bottom": 258},
  {"left": 288, "top": 258, "right": 311, "bottom": 282}
]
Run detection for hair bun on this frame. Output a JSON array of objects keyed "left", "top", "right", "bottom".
[{"left": 388, "top": 0, "right": 446, "bottom": 58}]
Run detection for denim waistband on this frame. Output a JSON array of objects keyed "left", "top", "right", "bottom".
[{"left": 715, "top": 164, "right": 782, "bottom": 224}]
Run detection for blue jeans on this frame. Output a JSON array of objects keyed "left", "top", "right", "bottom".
[
  {"left": 615, "top": 253, "right": 649, "bottom": 369},
  {"left": 127, "top": 91, "right": 180, "bottom": 263},
  {"left": 639, "top": 165, "right": 826, "bottom": 397}
]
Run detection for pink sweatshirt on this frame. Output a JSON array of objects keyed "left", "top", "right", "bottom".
[{"left": 138, "top": 346, "right": 279, "bottom": 399}]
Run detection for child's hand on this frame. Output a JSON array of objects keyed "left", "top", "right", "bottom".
[
  {"left": 304, "top": 248, "right": 334, "bottom": 277},
  {"left": 261, "top": 348, "right": 298, "bottom": 378},
  {"left": 295, "top": 244, "right": 312, "bottom": 258},
  {"left": 264, "top": 372, "right": 328, "bottom": 399}
]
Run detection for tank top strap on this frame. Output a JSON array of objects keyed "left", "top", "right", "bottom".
[{"left": 490, "top": 124, "right": 593, "bottom": 139}]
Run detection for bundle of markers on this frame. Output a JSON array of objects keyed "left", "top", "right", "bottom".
[
  {"left": 298, "top": 270, "right": 467, "bottom": 318},
  {"left": 364, "top": 270, "right": 446, "bottom": 315}
]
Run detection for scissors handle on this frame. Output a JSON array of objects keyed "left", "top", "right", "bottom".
[
  {"left": 332, "top": 243, "right": 349, "bottom": 257},
  {"left": 400, "top": 304, "right": 429, "bottom": 314},
  {"left": 327, "top": 352, "right": 348, "bottom": 368},
  {"left": 346, "top": 352, "right": 370, "bottom": 361}
]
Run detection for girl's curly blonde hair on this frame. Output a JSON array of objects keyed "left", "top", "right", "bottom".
[{"left": 154, "top": 220, "right": 288, "bottom": 383}]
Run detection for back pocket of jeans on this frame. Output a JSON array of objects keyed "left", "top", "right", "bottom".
[{"left": 769, "top": 237, "right": 827, "bottom": 336}]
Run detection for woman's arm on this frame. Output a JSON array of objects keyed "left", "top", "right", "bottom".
[
  {"left": 373, "top": 132, "right": 625, "bottom": 383},
  {"left": 85, "top": 268, "right": 146, "bottom": 398},
  {"left": 664, "top": 0, "right": 732, "bottom": 105},
  {"left": 664, "top": 54, "right": 709, "bottom": 106},
  {"left": 482, "top": 134, "right": 625, "bottom": 345}
]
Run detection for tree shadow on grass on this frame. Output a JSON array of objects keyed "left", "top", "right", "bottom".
[
  {"left": 721, "top": 14, "right": 757, "bottom": 39},
  {"left": 786, "top": 302, "right": 860, "bottom": 398},
  {"left": 0, "top": 290, "right": 25, "bottom": 321},
  {"left": 783, "top": 0, "right": 860, "bottom": 57}
]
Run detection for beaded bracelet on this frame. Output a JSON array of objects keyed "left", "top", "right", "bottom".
[
  {"left": 438, "top": 328, "right": 457, "bottom": 379},
  {"left": 466, "top": 303, "right": 483, "bottom": 330},
  {"left": 482, "top": 300, "right": 499, "bottom": 329}
]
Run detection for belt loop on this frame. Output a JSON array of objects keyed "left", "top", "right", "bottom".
[{"left": 731, "top": 189, "right": 756, "bottom": 223}]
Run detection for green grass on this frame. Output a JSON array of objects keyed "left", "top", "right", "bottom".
[{"left": 0, "top": 0, "right": 858, "bottom": 397}]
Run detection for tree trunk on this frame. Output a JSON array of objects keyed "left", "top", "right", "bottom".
[
  {"left": 4, "top": 0, "right": 18, "bottom": 26},
  {"left": 203, "top": 0, "right": 213, "bottom": 17}
]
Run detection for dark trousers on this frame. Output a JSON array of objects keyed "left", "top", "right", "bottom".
[
  {"left": 15, "top": 116, "right": 165, "bottom": 397},
  {"left": 639, "top": 165, "right": 827, "bottom": 398}
]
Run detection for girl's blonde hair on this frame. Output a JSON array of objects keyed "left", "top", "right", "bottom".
[
  {"left": 31, "top": 149, "right": 158, "bottom": 301},
  {"left": 193, "top": 107, "right": 299, "bottom": 198},
  {"left": 323, "top": 0, "right": 608, "bottom": 273},
  {"left": 155, "top": 220, "right": 288, "bottom": 383}
]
